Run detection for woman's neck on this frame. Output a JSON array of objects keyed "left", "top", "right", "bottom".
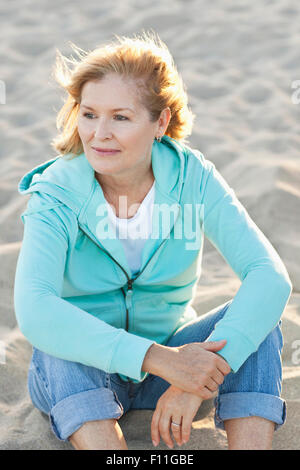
[
  {"left": 95, "top": 166, "right": 154, "bottom": 200},
  {"left": 96, "top": 169, "right": 155, "bottom": 219}
]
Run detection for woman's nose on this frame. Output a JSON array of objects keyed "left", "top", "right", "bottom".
[{"left": 93, "top": 119, "right": 113, "bottom": 140}]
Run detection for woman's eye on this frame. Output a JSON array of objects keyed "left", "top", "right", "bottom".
[
  {"left": 83, "top": 112, "right": 95, "bottom": 119},
  {"left": 114, "top": 114, "right": 128, "bottom": 121},
  {"left": 83, "top": 113, "right": 128, "bottom": 121}
]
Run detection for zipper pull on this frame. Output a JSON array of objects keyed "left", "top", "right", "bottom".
[{"left": 125, "top": 279, "right": 133, "bottom": 310}]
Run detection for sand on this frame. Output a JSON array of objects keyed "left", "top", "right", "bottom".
[{"left": 0, "top": 0, "right": 299, "bottom": 450}]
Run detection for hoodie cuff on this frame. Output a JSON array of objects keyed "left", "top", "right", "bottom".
[
  {"left": 205, "top": 327, "right": 256, "bottom": 373},
  {"left": 109, "top": 330, "right": 156, "bottom": 382}
]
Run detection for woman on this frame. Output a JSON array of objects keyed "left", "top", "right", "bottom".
[{"left": 14, "top": 32, "right": 292, "bottom": 450}]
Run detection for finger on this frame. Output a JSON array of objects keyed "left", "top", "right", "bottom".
[
  {"left": 200, "top": 340, "right": 227, "bottom": 352},
  {"left": 170, "top": 417, "right": 182, "bottom": 446},
  {"left": 159, "top": 415, "right": 174, "bottom": 449},
  {"left": 181, "top": 415, "right": 192, "bottom": 445},
  {"left": 151, "top": 409, "right": 161, "bottom": 446},
  {"left": 199, "top": 386, "right": 215, "bottom": 400},
  {"left": 203, "top": 375, "right": 220, "bottom": 393},
  {"left": 216, "top": 357, "right": 231, "bottom": 376},
  {"left": 211, "top": 368, "right": 226, "bottom": 386}
]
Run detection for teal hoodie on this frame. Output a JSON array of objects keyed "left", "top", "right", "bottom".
[{"left": 14, "top": 135, "right": 293, "bottom": 383}]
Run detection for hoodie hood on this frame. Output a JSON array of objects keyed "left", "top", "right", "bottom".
[
  {"left": 18, "top": 135, "right": 189, "bottom": 277},
  {"left": 18, "top": 151, "right": 94, "bottom": 214},
  {"left": 18, "top": 135, "right": 187, "bottom": 214}
]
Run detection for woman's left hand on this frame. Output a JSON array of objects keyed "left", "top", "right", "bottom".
[{"left": 151, "top": 385, "right": 203, "bottom": 448}]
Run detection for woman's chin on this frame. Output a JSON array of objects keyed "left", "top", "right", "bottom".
[
  {"left": 89, "top": 156, "right": 120, "bottom": 173},
  {"left": 93, "top": 163, "right": 125, "bottom": 177}
]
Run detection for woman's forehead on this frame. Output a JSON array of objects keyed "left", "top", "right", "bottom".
[{"left": 80, "top": 77, "right": 145, "bottom": 111}]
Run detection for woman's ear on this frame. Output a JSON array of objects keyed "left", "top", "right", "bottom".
[{"left": 158, "top": 107, "right": 171, "bottom": 135}]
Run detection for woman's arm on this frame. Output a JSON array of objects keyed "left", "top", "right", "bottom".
[
  {"left": 14, "top": 194, "right": 155, "bottom": 381},
  {"left": 199, "top": 160, "right": 293, "bottom": 372}
]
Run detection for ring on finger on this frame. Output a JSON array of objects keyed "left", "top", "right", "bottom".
[{"left": 171, "top": 421, "right": 181, "bottom": 428}]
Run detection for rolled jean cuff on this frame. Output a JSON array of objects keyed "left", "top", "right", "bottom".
[
  {"left": 214, "top": 392, "right": 287, "bottom": 432},
  {"left": 49, "top": 387, "right": 124, "bottom": 441}
]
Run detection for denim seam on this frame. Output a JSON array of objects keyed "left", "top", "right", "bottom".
[
  {"left": 109, "top": 374, "right": 129, "bottom": 389},
  {"left": 28, "top": 367, "right": 52, "bottom": 413},
  {"left": 32, "top": 364, "right": 52, "bottom": 404}
]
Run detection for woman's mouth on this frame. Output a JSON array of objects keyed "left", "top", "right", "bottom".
[{"left": 91, "top": 147, "right": 121, "bottom": 156}]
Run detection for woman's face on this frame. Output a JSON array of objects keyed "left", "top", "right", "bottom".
[{"left": 77, "top": 74, "right": 169, "bottom": 181}]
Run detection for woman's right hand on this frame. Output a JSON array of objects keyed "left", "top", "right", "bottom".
[{"left": 142, "top": 340, "right": 231, "bottom": 399}]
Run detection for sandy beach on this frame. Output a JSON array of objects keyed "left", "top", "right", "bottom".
[{"left": 0, "top": 0, "right": 299, "bottom": 450}]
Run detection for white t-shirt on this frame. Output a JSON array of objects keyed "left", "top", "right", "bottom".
[{"left": 105, "top": 181, "right": 155, "bottom": 276}]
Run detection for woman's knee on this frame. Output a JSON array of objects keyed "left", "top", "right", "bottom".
[
  {"left": 219, "top": 321, "right": 284, "bottom": 396},
  {"left": 29, "top": 347, "right": 108, "bottom": 406}
]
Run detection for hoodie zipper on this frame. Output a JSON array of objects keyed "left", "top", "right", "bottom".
[
  {"left": 78, "top": 226, "right": 172, "bottom": 384},
  {"left": 78, "top": 225, "right": 170, "bottom": 332},
  {"left": 78, "top": 190, "right": 181, "bottom": 379},
  {"left": 80, "top": 227, "right": 134, "bottom": 330}
]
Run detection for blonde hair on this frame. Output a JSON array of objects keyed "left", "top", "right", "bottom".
[{"left": 51, "top": 30, "right": 195, "bottom": 157}]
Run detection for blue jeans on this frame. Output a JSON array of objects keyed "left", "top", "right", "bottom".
[{"left": 27, "top": 299, "right": 286, "bottom": 442}]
